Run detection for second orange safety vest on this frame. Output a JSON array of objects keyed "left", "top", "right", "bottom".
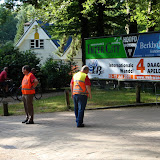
[
  {"left": 73, "top": 72, "right": 88, "bottom": 96},
  {"left": 22, "top": 72, "right": 35, "bottom": 94}
]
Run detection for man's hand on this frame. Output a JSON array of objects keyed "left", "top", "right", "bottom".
[
  {"left": 88, "top": 94, "right": 92, "bottom": 99},
  {"left": 32, "top": 78, "right": 39, "bottom": 89},
  {"left": 70, "top": 84, "right": 73, "bottom": 99},
  {"left": 86, "top": 85, "right": 92, "bottom": 99}
]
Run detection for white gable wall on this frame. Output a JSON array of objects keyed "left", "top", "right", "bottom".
[
  {"left": 17, "top": 22, "right": 60, "bottom": 64},
  {"left": 16, "top": 20, "right": 83, "bottom": 67}
]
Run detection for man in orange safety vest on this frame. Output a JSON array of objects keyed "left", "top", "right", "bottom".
[
  {"left": 70, "top": 65, "right": 92, "bottom": 127},
  {"left": 21, "top": 65, "right": 39, "bottom": 124}
]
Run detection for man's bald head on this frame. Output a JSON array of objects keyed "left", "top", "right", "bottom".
[{"left": 81, "top": 65, "right": 89, "bottom": 74}]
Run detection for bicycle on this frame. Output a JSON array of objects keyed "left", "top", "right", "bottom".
[
  {"left": 0, "top": 81, "right": 18, "bottom": 102},
  {"left": 16, "top": 83, "right": 42, "bottom": 101},
  {"left": 35, "top": 84, "right": 43, "bottom": 99}
]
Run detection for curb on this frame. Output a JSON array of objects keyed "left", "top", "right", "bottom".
[{"left": 86, "top": 102, "right": 160, "bottom": 110}]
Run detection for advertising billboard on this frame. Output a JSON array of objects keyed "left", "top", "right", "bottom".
[{"left": 85, "top": 32, "right": 160, "bottom": 81}]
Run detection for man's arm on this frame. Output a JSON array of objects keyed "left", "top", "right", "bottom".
[
  {"left": 70, "top": 83, "right": 73, "bottom": 98},
  {"left": 32, "top": 78, "right": 39, "bottom": 89},
  {"left": 85, "top": 75, "right": 92, "bottom": 99},
  {"left": 86, "top": 85, "right": 92, "bottom": 99},
  {"left": 70, "top": 78, "right": 74, "bottom": 98},
  {"left": 4, "top": 72, "right": 10, "bottom": 80}
]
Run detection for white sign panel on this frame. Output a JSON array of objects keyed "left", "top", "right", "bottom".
[{"left": 86, "top": 58, "right": 160, "bottom": 81}]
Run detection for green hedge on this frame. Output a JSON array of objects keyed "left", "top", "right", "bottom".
[{"left": 41, "top": 58, "right": 77, "bottom": 89}]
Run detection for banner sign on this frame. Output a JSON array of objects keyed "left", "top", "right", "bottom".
[
  {"left": 85, "top": 32, "right": 160, "bottom": 81},
  {"left": 85, "top": 32, "right": 160, "bottom": 59},
  {"left": 134, "top": 33, "right": 160, "bottom": 57},
  {"left": 85, "top": 37, "right": 127, "bottom": 59},
  {"left": 86, "top": 58, "right": 160, "bottom": 81}
]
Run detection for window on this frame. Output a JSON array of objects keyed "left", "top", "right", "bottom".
[{"left": 30, "top": 39, "right": 44, "bottom": 49}]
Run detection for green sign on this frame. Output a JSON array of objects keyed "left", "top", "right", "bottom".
[{"left": 85, "top": 37, "right": 127, "bottom": 59}]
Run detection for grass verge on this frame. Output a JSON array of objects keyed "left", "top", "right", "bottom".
[{"left": 0, "top": 87, "right": 157, "bottom": 116}]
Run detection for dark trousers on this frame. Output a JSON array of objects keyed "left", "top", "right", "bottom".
[
  {"left": 73, "top": 94, "right": 87, "bottom": 127},
  {"left": 22, "top": 94, "right": 34, "bottom": 122}
]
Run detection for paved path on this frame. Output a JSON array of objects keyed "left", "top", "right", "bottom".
[{"left": 0, "top": 106, "right": 160, "bottom": 160}]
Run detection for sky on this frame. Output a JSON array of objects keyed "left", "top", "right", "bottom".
[
  {"left": 0, "top": 0, "right": 22, "bottom": 5},
  {"left": 0, "top": 0, "right": 4, "bottom": 4}
]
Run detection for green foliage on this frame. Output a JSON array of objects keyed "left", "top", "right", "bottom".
[
  {"left": 41, "top": 58, "right": 75, "bottom": 89},
  {"left": 14, "top": 7, "right": 26, "bottom": 44},
  {"left": 36, "top": 0, "right": 81, "bottom": 38},
  {"left": 19, "top": 0, "right": 44, "bottom": 9},
  {"left": 0, "top": 6, "right": 17, "bottom": 45},
  {"left": 34, "top": 0, "right": 127, "bottom": 63},
  {"left": 3, "top": 0, "right": 17, "bottom": 10},
  {"left": 36, "top": 0, "right": 126, "bottom": 37},
  {"left": 56, "top": 34, "right": 68, "bottom": 57},
  {"left": 83, "top": 0, "right": 126, "bottom": 36},
  {"left": 3, "top": 0, "right": 160, "bottom": 38},
  {"left": 67, "top": 37, "right": 81, "bottom": 61},
  {"left": 56, "top": 35, "right": 81, "bottom": 62},
  {"left": 124, "top": 0, "right": 160, "bottom": 32},
  {"left": 14, "top": 5, "right": 36, "bottom": 44},
  {"left": 0, "top": 42, "right": 40, "bottom": 86}
]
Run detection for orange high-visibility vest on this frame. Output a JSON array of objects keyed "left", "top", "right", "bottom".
[
  {"left": 73, "top": 72, "right": 88, "bottom": 96},
  {"left": 22, "top": 72, "right": 35, "bottom": 94}
]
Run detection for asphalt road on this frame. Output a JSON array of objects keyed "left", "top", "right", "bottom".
[{"left": 0, "top": 106, "right": 160, "bottom": 160}]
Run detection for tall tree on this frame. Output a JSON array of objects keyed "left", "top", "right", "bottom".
[
  {"left": 78, "top": 0, "right": 89, "bottom": 65},
  {"left": 82, "top": 0, "right": 126, "bottom": 36},
  {"left": 4, "top": 0, "right": 42, "bottom": 9},
  {"left": 97, "top": 2, "right": 105, "bottom": 36},
  {"left": 147, "top": 0, "right": 157, "bottom": 32},
  {"left": 14, "top": 5, "right": 36, "bottom": 44},
  {"left": 126, "top": 0, "right": 160, "bottom": 32},
  {"left": 3, "top": 0, "right": 17, "bottom": 10},
  {"left": 125, "top": 0, "right": 138, "bottom": 34},
  {"left": 0, "top": 5, "right": 17, "bottom": 45},
  {"left": 35, "top": 0, "right": 126, "bottom": 64},
  {"left": 14, "top": 6, "right": 27, "bottom": 44},
  {"left": 20, "top": 0, "right": 43, "bottom": 9},
  {"left": 36, "top": 0, "right": 89, "bottom": 65}
]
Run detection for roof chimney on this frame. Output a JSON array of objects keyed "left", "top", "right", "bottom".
[{"left": 24, "top": 22, "right": 30, "bottom": 33}]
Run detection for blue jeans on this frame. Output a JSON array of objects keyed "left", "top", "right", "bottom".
[{"left": 73, "top": 94, "right": 87, "bottom": 127}]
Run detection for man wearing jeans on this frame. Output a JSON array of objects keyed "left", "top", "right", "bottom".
[{"left": 70, "top": 65, "right": 92, "bottom": 127}]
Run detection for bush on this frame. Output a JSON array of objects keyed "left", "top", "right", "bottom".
[
  {"left": 41, "top": 58, "right": 76, "bottom": 89},
  {"left": 0, "top": 42, "right": 41, "bottom": 86},
  {"left": 0, "top": 42, "right": 78, "bottom": 90}
]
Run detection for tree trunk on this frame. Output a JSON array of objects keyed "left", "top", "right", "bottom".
[
  {"left": 97, "top": 2, "right": 105, "bottom": 37},
  {"left": 136, "top": 83, "right": 141, "bottom": 103},
  {"left": 146, "top": 0, "right": 157, "bottom": 32},
  {"left": 33, "top": 0, "right": 38, "bottom": 9},
  {"left": 125, "top": 0, "right": 138, "bottom": 34},
  {"left": 129, "top": 21, "right": 138, "bottom": 34},
  {"left": 78, "top": 0, "right": 89, "bottom": 66}
]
